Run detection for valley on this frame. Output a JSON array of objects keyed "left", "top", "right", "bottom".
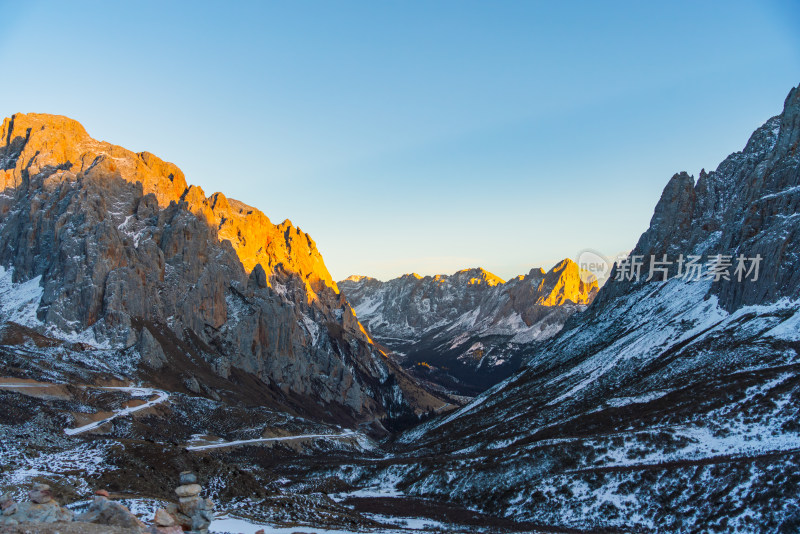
[{"left": 0, "top": 83, "right": 798, "bottom": 533}]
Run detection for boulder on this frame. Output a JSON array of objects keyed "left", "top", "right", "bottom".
[
  {"left": 153, "top": 507, "right": 176, "bottom": 527},
  {"left": 183, "top": 376, "right": 202, "bottom": 394},
  {"left": 0, "top": 500, "right": 73, "bottom": 525},
  {"left": 165, "top": 502, "right": 192, "bottom": 530},
  {"left": 138, "top": 327, "right": 167, "bottom": 369},
  {"left": 75, "top": 495, "right": 145, "bottom": 530},
  {"left": 29, "top": 483, "right": 53, "bottom": 504},
  {"left": 176, "top": 495, "right": 214, "bottom": 534},
  {"left": 147, "top": 526, "right": 184, "bottom": 534},
  {"left": 0, "top": 493, "right": 16, "bottom": 515}
]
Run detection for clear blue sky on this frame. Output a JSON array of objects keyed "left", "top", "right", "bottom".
[{"left": 2, "top": 1, "right": 798, "bottom": 281}]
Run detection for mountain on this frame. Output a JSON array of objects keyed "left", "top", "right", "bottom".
[
  {"left": 0, "top": 113, "right": 442, "bottom": 427},
  {"left": 334, "top": 85, "right": 800, "bottom": 531},
  {"left": 2, "top": 89, "right": 797, "bottom": 532},
  {"left": 0, "top": 113, "right": 465, "bottom": 532},
  {"left": 339, "top": 260, "right": 598, "bottom": 394}
]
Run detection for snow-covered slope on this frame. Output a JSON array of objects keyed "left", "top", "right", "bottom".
[
  {"left": 341, "top": 84, "right": 800, "bottom": 532},
  {"left": 339, "top": 260, "right": 598, "bottom": 394}
]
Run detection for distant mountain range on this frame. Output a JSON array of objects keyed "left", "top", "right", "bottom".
[
  {"left": 342, "top": 84, "right": 800, "bottom": 532},
  {"left": 339, "top": 259, "right": 598, "bottom": 395}
]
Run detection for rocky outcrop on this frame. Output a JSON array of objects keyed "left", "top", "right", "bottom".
[
  {"left": 0, "top": 475, "right": 210, "bottom": 533},
  {"left": 0, "top": 485, "right": 73, "bottom": 526},
  {"left": 0, "top": 113, "right": 414, "bottom": 422},
  {"left": 600, "top": 85, "right": 800, "bottom": 310},
  {"left": 76, "top": 495, "right": 145, "bottom": 531},
  {"left": 155, "top": 472, "right": 214, "bottom": 534},
  {"left": 339, "top": 260, "right": 598, "bottom": 393}
]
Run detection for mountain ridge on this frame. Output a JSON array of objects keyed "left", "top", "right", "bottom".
[
  {"left": 339, "top": 258, "right": 598, "bottom": 394},
  {"left": 1, "top": 112, "right": 339, "bottom": 299}
]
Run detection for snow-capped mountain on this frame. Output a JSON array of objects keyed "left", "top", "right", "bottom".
[
  {"left": 339, "top": 260, "right": 598, "bottom": 394},
  {"left": 0, "top": 113, "right": 442, "bottom": 426},
  {"left": 338, "top": 85, "right": 800, "bottom": 532}
]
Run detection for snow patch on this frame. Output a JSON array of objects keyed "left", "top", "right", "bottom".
[{"left": 0, "top": 266, "right": 43, "bottom": 328}]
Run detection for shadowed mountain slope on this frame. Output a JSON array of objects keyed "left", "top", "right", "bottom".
[{"left": 336, "top": 85, "right": 800, "bottom": 532}]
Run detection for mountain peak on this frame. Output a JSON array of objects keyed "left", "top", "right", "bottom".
[
  {"left": 454, "top": 267, "right": 505, "bottom": 286},
  {"left": 4, "top": 112, "right": 89, "bottom": 139},
  {"left": 528, "top": 267, "right": 547, "bottom": 277},
  {"left": 0, "top": 112, "right": 431, "bottom": 424},
  {"left": 0, "top": 112, "right": 338, "bottom": 298},
  {"left": 343, "top": 275, "right": 375, "bottom": 283},
  {"left": 551, "top": 257, "right": 579, "bottom": 271},
  {"left": 536, "top": 258, "right": 599, "bottom": 306}
]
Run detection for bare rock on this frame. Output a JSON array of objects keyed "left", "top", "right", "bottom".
[
  {"left": 163, "top": 503, "right": 188, "bottom": 529},
  {"left": 601, "top": 85, "right": 800, "bottom": 311},
  {"left": 0, "top": 501, "right": 73, "bottom": 525},
  {"left": 248, "top": 263, "right": 268, "bottom": 289},
  {"left": 28, "top": 485, "right": 53, "bottom": 505},
  {"left": 174, "top": 484, "right": 201, "bottom": 498},
  {"left": 183, "top": 376, "right": 202, "bottom": 395},
  {"left": 137, "top": 328, "right": 167, "bottom": 369},
  {"left": 0, "top": 493, "right": 16, "bottom": 514},
  {"left": 152, "top": 508, "right": 175, "bottom": 527},
  {"left": 178, "top": 472, "right": 197, "bottom": 485},
  {"left": 75, "top": 496, "right": 144, "bottom": 530},
  {"left": 147, "top": 526, "right": 183, "bottom": 534},
  {"left": 0, "top": 112, "right": 419, "bottom": 422}
]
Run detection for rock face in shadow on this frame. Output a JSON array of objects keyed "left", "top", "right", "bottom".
[
  {"left": 357, "top": 85, "right": 800, "bottom": 531},
  {"left": 0, "top": 113, "right": 414, "bottom": 421},
  {"left": 339, "top": 260, "right": 598, "bottom": 394},
  {"left": 600, "top": 85, "right": 800, "bottom": 311}
]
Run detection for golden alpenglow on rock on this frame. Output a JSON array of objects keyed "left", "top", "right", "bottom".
[
  {"left": 0, "top": 113, "right": 336, "bottom": 301},
  {"left": 535, "top": 258, "right": 599, "bottom": 306},
  {"left": 339, "top": 259, "right": 600, "bottom": 394}
]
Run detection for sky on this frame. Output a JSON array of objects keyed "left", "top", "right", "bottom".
[{"left": 1, "top": 1, "right": 798, "bottom": 281}]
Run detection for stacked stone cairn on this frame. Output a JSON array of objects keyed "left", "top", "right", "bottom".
[
  {"left": 0, "top": 473, "right": 214, "bottom": 533},
  {"left": 153, "top": 471, "right": 215, "bottom": 534}
]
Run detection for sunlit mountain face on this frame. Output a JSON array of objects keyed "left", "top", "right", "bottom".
[{"left": 339, "top": 259, "right": 598, "bottom": 395}]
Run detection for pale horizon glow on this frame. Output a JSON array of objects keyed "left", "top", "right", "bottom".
[{"left": 1, "top": 1, "right": 798, "bottom": 282}]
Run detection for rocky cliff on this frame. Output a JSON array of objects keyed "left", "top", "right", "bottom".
[
  {"left": 0, "top": 113, "right": 437, "bottom": 424},
  {"left": 339, "top": 260, "right": 598, "bottom": 394},
  {"left": 333, "top": 85, "right": 800, "bottom": 532}
]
